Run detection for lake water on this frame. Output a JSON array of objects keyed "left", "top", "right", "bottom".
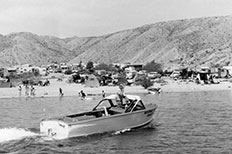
[{"left": 0, "top": 90, "right": 232, "bottom": 154}]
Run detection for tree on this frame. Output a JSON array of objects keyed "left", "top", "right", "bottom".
[
  {"left": 78, "top": 60, "right": 84, "bottom": 70},
  {"left": 143, "top": 60, "right": 163, "bottom": 73},
  {"left": 86, "top": 61, "right": 94, "bottom": 72},
  {"left": 141, "top": 77, "right": 153, "bottom": 89},
  {"left": 64, "top": 69, "right": 73, "bottom": 75},
  {"left": 95, "top": 63, "right": 117, "bottom": 71},
  {"left": 32, "top": 68, "right": 40, "bottom": 76}
]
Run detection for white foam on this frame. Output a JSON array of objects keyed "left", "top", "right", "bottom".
[
  {"left": 0, "top": 127, "right": 39, "bottom": 143},
  {"left": 114, "top": 128, "right": 131, "bottom": 135}
]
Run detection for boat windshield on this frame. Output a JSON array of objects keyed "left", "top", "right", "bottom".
[
  {"left": 92, "top": 94, "right": 143, "bottom": 111},
  {"left": 92, "top": 99, "right": 116, "bottom": 110},
  {"left": 125, "top": 100, "right": 146, "bottom": 112},
  {"left": 133, "top": 100, "right": 145, "bottom": 110}
]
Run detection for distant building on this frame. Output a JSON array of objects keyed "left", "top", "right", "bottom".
[
  {"left": 36, "top": 67, "right": 47, "bottom": 76},
  {"left": 124, "top": 67, "right": 137, "bottom": 79},
  {"left": 60, "top": 65, "right": 69, "bottom": 73},
  {"left": 223, "top": 66, "right": 232, "bottom": 76},
  {"left": 0, "top": 68, "right": 8, "bottom": 77},
  {"left": 123, "top": 63, "right": 143, "bottom": 71},
  {"left": 218, "top": 67, "right": 229, "bottom": 78},
  {"left": 6, "top": 67, "right": 17, "bottom": 76},
  {"left": 95, "top": 70, "right": 106, "bottom": 76},
  {"left": 199, "top": 66, "right": 210, "bottom": 73},
  {"left": 18, "top": 64, "right": 34, "bottom": 74}
]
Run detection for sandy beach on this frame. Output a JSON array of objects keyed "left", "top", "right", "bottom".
[
  {"left": 0, "top": 76, "right": 232, "bottom": 99},
  {"left": 0, "top": 78, "right": 147, "bottom": 99},
  {"left": 155, "top": 78, "right": 232, "bottom": 92}
]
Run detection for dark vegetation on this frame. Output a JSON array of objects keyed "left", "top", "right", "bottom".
[
  {"left": 141, "top": 77, "right": 153, "bottom": 89},
  {"left": 143, "top": 60, "right": 163, "bottom": 73}
]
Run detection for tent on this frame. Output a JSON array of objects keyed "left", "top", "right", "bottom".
[{"left": 85, "top": 74, "right": 100, "bottom": 87}]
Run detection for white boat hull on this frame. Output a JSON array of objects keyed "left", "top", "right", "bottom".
[
  {"left": 40, "top": 94, "right": 157, "bottom": 140},
  {"left": 40, "top": 107, "right": 156, "bottom": 140}
]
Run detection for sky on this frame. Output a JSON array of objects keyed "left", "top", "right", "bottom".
[{"left": 1, "top": 0, "right": 232, "bottom": 38}]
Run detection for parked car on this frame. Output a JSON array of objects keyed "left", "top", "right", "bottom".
[
  {"left": 170, "top": 71, "right": 180, "bottom": 78},
  {"left": 147, "top": 72, "right": 161, "bottom": 79}
]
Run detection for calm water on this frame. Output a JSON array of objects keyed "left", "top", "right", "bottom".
[{"left": 1, "top": 90, "right": 232, "bottom": 154}]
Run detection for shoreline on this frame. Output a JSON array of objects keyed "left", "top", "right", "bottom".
[{"left": 0, "top": 78, "right": 231, "bottom": 99}]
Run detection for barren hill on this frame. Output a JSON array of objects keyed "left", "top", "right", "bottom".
[{"left": 0, "top": 16, "right": 232, "bottom": 69}]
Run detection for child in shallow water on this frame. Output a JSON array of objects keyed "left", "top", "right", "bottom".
[{"left": 79, "top": 90, "right": 86, "bottom": 99}]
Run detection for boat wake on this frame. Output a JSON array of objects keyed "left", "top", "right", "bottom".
[
  {"left": 0, "top": 127, "right": 43, "bottom": 153},
  {"left": 0, "top": 127, "right": 40, "bottom": 143},
  {"left": 113, "top": 128, "right": 131, "bottom": 135}
]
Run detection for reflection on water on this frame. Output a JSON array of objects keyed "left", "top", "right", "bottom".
[{"left": 0, "top": 90, "right": 232, "bottom": 153}]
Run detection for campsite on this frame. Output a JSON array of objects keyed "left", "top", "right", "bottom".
[{"left": 0, "top": 63, "right": 232, "bottom": 98}]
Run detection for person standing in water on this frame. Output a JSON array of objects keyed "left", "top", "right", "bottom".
[
  {"left": 59, "top": 88, "right": 64, "bottom": 96},
  {"left": 79, "top": 90, "right": 86, "bottom": 99},
  {"left": 30, "top": 85, "right": 35, "bottom": 96},
  {"left": 25, "top": 85, "right": 29, "bottom": 96},
  {"left": 18, "top": 85, "right": 22, "bottom": 97},
  {"left": 102, "top": 90, "right": 105, "bottom": 98}
]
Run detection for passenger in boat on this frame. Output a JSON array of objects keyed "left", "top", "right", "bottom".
[
  {"left": 117, "top": 84, "right": 128, "bottom": 108},
  {"left": 118, "top": 84, "right": 125, "bottom": 94},
  {"left": 117, "top": 84, "right": 125, "bottom": 99}
]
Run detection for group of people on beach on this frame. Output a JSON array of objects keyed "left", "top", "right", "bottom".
[
  {"left": 57, "top": 84, "right": 124, "bottom": 101},
  {"left": 18, "top": 84, "right": 36, "bottom": 97},
  {"left": 18, "top": 82, "right": 124, "bottom": 99}
]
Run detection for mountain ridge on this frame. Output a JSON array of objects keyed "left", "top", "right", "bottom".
[{"left": 0, "top": 15, "right": 232, "bottom": 69}]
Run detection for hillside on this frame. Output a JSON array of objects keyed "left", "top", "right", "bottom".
[{"left": 0, "top": 16, "right": 232, "bottom": 69}]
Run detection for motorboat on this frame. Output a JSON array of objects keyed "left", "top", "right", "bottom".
[{"left": 40, "top": 94, "right": 158, "bottom": 140}]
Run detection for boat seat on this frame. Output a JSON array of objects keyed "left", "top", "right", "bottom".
[
  {"left": 109, "top": 107, "right": 124, "bottom": 114},
  {"left": 77, "top": 115, "right": 95, "bottom": 121}
]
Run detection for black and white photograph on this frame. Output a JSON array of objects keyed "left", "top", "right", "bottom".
[{"left": 0, "top": 0, "right": 232, "bottom": 153}]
